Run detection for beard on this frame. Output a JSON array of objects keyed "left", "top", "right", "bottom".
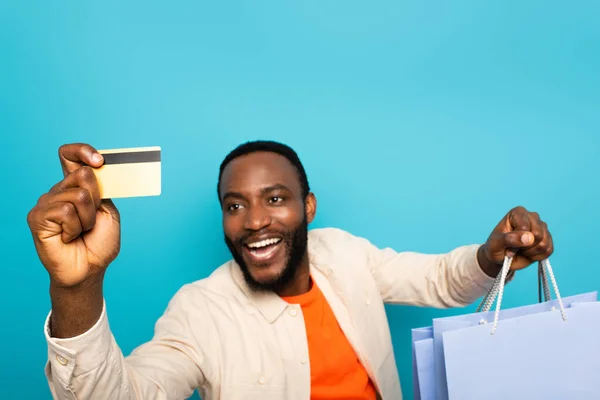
[{"left": 224, "top": 216, "right": 308, "bottom": 293}]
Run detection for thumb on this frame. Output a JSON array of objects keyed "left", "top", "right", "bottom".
[{"left": 503, "top": 231, "right": 535, "bottom": 255}]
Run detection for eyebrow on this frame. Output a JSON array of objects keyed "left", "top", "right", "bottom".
[{"left": 221, "top": 184, "right": 292, "bottom": 202}]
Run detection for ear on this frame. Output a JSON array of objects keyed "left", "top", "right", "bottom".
[{"left": 304, "top": 192, "right": 317, "bottom": 224}]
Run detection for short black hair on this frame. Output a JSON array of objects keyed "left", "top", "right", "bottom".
[{"left": 217, "top": 140, "right": 310, "bottom": 203}]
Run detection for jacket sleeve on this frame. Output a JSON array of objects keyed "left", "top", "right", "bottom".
[
  {"left": 44, "top": 287, "right": 210, "bottom": 400},
  {"left": 365, "top": 240, "right": 497, "bottom": 308}
]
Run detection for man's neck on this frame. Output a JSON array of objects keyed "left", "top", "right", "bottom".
[{"left": 276, "top": 257, "right": 311, "bottom": 297}]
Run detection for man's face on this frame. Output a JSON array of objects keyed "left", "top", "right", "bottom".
[{"left": 219, "top": 151, "right": 316, "bottom": 293}]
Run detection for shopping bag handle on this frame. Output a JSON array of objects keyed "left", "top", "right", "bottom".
[
  {"left": 538, "top": 261, "right": 552, "bottom": 304},
  {"left": 477, "top": 260, "right": 552, "bottom": 313},
  {"left": 478, "top": 256, "right": 567, "bottom": 335}
]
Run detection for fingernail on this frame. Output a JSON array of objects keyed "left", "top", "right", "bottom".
[
  {"left": 521, "top": 232, "right": 534, "bottom": 245},
  {"left": 92, "top": 153, "right": 103, "bottom": 163}
]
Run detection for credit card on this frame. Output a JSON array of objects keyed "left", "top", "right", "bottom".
[{"left": 93, "top": 146, "right": 161, "bottom": 199}]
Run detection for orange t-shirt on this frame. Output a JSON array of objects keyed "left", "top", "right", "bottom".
[{"left": 281, "top": 280, "right": 377, "bottom": 400}]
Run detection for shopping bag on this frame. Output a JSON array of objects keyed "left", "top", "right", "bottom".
[
  {"left": 431, "top": 256, "right": 597, "bottom": 400},
  {"left": 411, "top": 327, "right": 433, "bottom": 400},
  {"left": 414, "top": 338, "right": 436, "bottom": 400},
  {"left": 441, "top": 257, "right": 600, "bottom": 399},
  {"left": 444, "top": 302, "right": 600, "bottom": 399},
  {"left": 432, "top": 292, "right": 597, "bottom": 400}
]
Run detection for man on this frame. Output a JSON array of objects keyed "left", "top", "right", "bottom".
[{"left": 27, "top": 141, "right": 553, "bottom": 400}]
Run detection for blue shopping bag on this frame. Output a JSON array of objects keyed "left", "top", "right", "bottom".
[
  {"left": 411, "top": 327, "right": 434, "bottom": 400},
  {"left": 439, "top": 257, "right": 600, "bottom": 399},
  {"left": 432, "top": 292, "right": 597, "bottom": 400},
  {"left": 413, "top": 338, "right": 436, "bottom": 400},
  {"left": 443, "top": 302, "right": 600, "bottom": 399}
]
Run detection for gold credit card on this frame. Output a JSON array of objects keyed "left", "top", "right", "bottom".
[{"left": 93, "top": 146, "right": 161, "bottom": 199}]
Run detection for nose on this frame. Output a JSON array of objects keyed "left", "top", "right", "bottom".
[{"left": 243, "top": 204, "right": 272, "bottom": 231}]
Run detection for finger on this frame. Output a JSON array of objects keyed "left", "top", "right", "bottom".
[
  {"left": 521, "top": 228, "right": 554, "bottom": 261},
  {"left": 508, "top": 206, "right": 532, "bottom": 232},
  {"left": 44, "top": 202, "right": 84, "bottom": 243},
  {"left": 503, "top": 230, "right": 535, "bottom": 256},
  {"left": 42, "top": 188, "right": 97, "bottom": 232},
  {"left": 58, "top": 143, "right": 104, "bottom": 176},
  {"left": 528, "top": 212, "right": 544, "bottom": 246},
  {"left": 49, "top": 167, "right": 102, "bottom": 209},
  {"left": 508, "top": 213, "right": 545, "bottom": 256}
]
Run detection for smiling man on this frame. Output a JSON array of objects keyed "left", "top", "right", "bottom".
[
  {"left": 219, "top": 143, "right": 315, "bottom": 297},
  {"left": 28, "top": 140, "right": 553, "bottom": 400}
]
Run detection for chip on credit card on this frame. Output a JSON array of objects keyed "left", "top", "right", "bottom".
[{"left": 92, "top": 146, "right": 161, "bottom": 199}]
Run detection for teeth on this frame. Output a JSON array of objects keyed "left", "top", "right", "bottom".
[{"left": 247, "top": 238, "right": 281, "bottom": 249}]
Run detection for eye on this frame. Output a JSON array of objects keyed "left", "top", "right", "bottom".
[
  {"left": 269, "top": 196, "right": 284, "bottom": 203},
  {"left": 227, "top": 203, "right": 244, "bottom": 212}
]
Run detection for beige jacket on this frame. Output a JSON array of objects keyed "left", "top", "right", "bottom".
[{"left": 44, "top": 227, "right": 495, "bottom": 400}]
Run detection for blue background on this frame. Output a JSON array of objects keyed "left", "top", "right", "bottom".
[{"left": 1, "top": 1, "right": 599, "bottom": 399}]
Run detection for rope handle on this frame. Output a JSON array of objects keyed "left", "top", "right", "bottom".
[
  {"left": 476, "top": 259, "right": 552, "bottom": 313},
  {"left": 480, "top": 256, "right": 567, "bottom": 335},
  {"left": 539, "top": 261, "right": 552, "bottom": 304}
]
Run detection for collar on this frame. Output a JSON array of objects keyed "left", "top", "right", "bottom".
[{"left": 230, "top": 261, "right": 288, "bottom": 323}]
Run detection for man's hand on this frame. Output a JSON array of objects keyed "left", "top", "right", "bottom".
[
  {"left": 27, "top": 143, "right": 121, "bottom": 337},
  {"left": 27, "top": 143, "right": 121, "bottom": 288},
  {"left": 478, "top": 206, "right": 553, "bottom": 277}
]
